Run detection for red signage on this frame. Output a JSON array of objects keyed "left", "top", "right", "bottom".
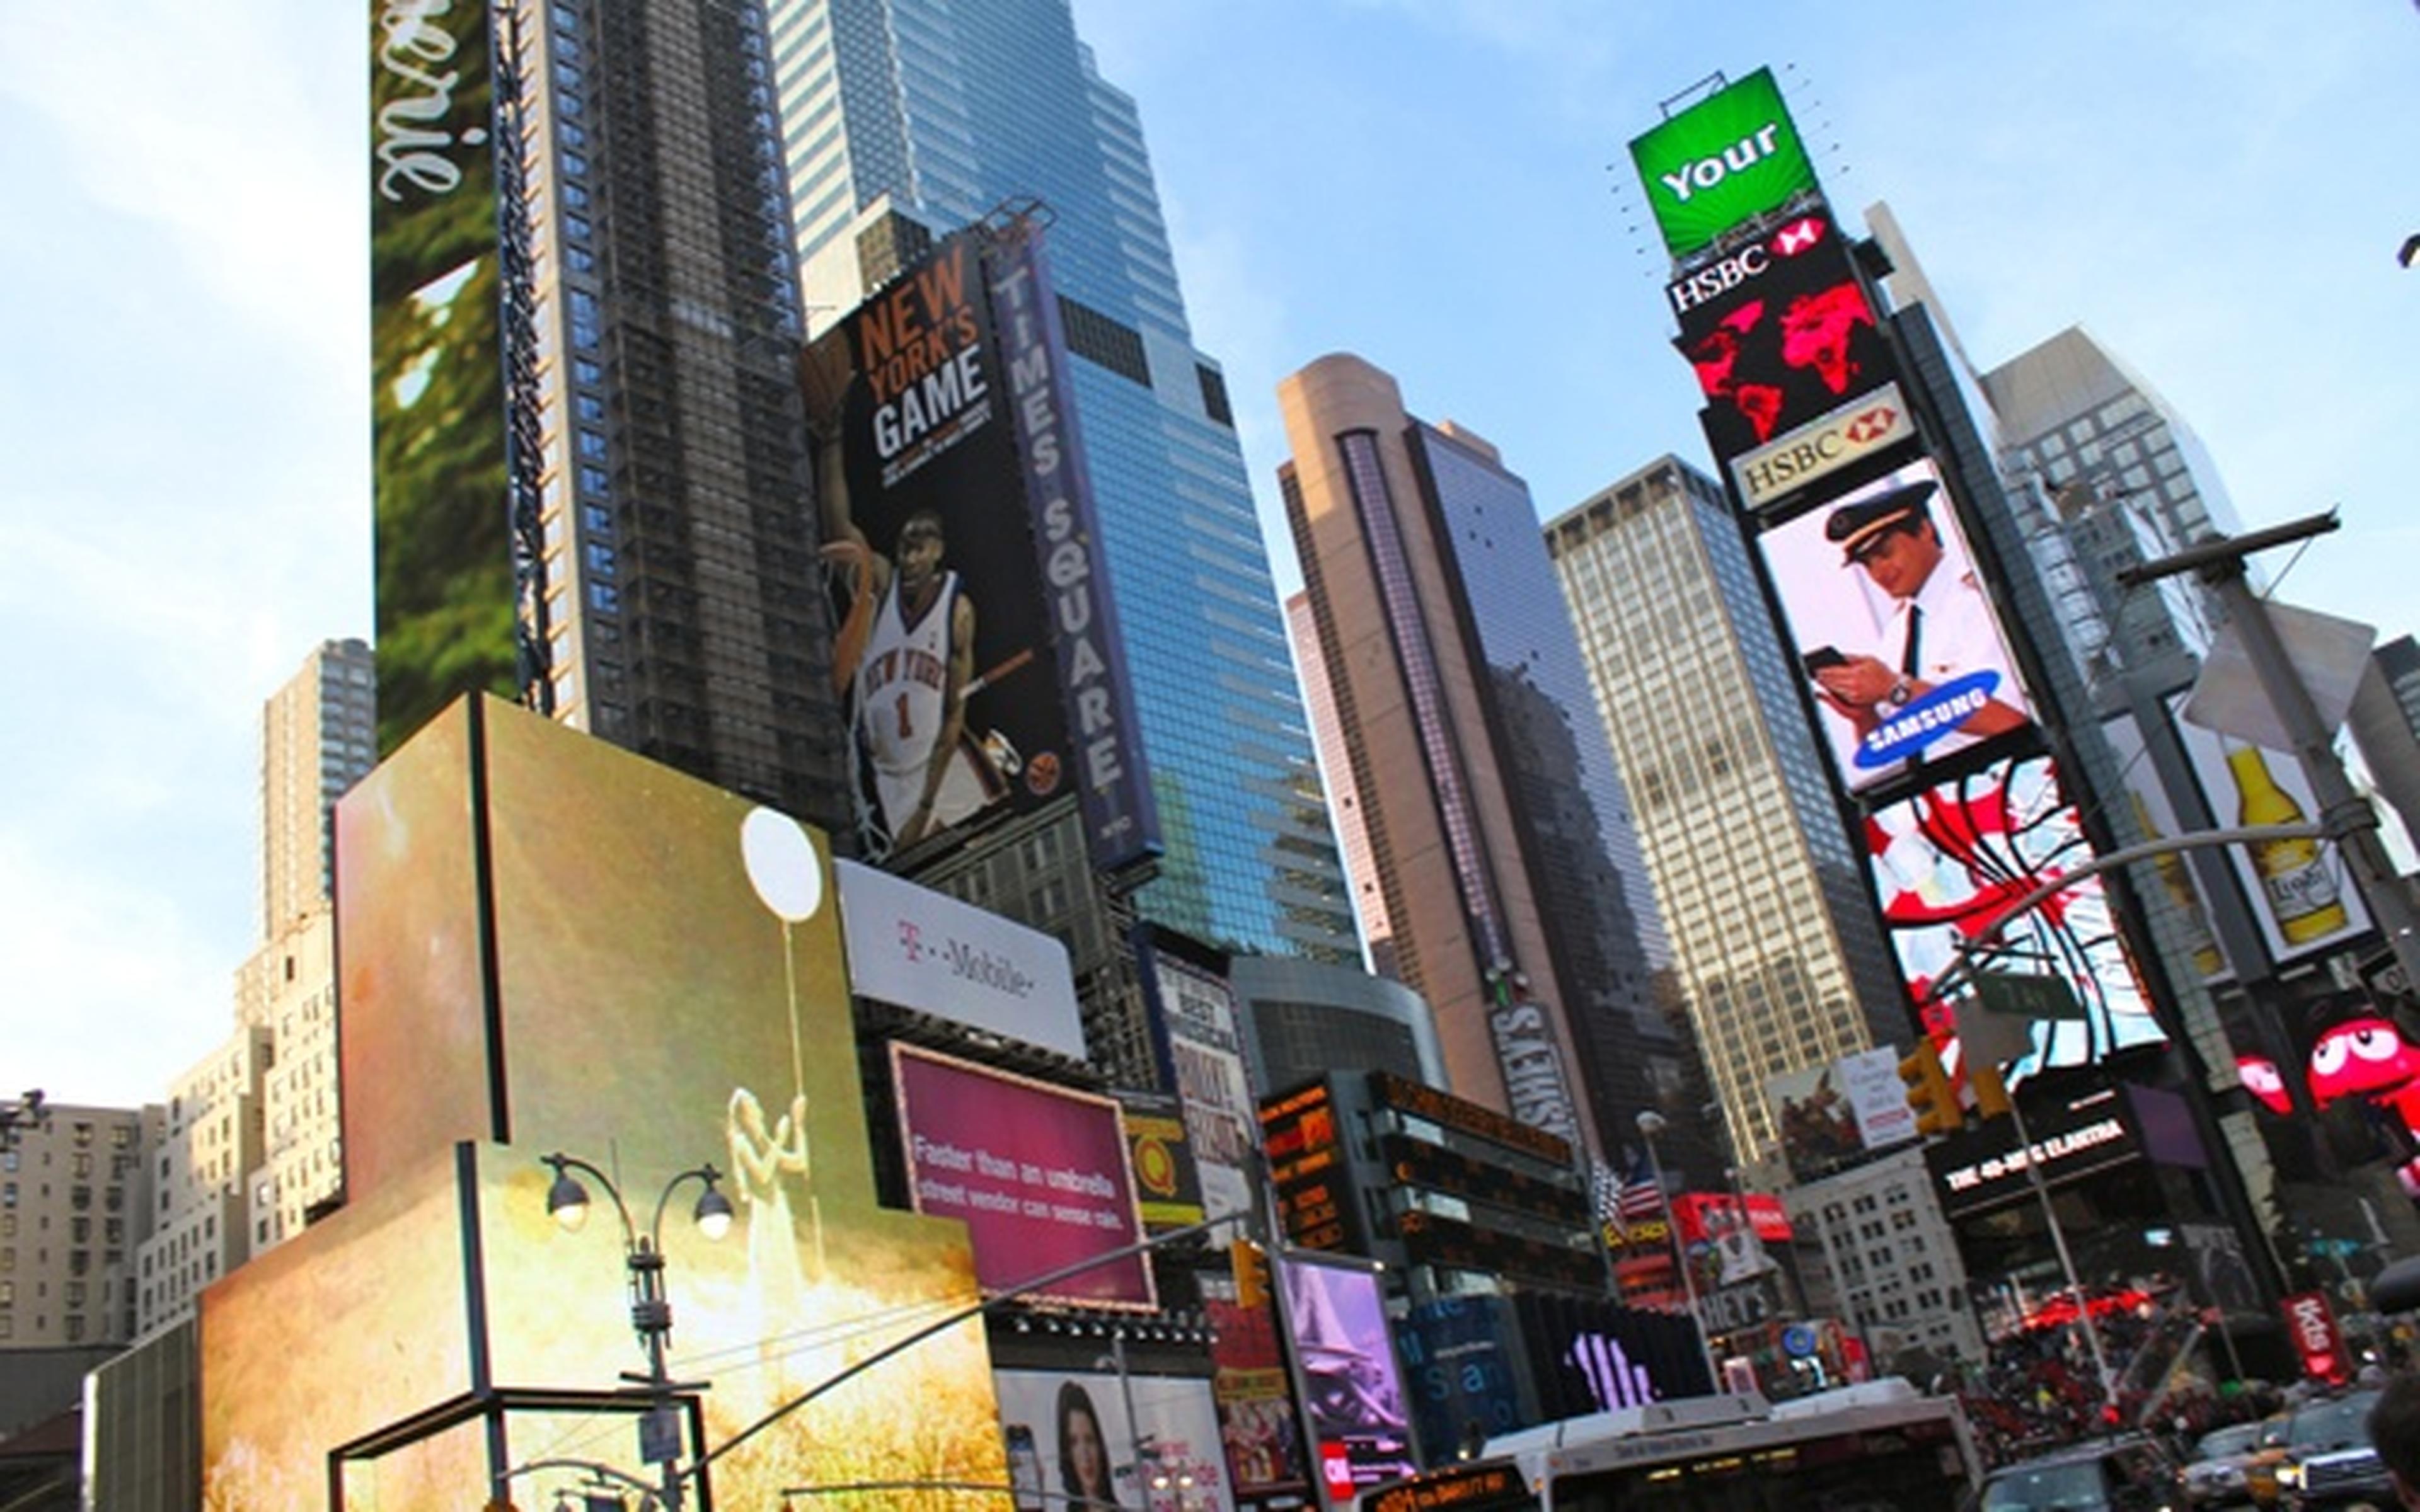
[{"left": 2283, "top": 1290, "right": 2347, "bottom": 1382}]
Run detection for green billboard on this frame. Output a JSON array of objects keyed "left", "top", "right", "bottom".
[
  {"left": 1628, "top": 67, "right": 1818, "bottom": 261},
  {"left": 371, "top": 1, "right": 517, "bottom": 754}
]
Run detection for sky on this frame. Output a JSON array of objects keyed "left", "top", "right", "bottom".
[{"left": 0, "top": 0, "right": 2411, "bottom": 1109}]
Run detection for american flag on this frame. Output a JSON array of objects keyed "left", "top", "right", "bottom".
[{"left": 1615, "top": 1158, "right": 1668, "bottom": 1223}]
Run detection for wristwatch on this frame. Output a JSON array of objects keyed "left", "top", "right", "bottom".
[{"left": 1885, "top": 676, "right": 1913, "bottom": 707}]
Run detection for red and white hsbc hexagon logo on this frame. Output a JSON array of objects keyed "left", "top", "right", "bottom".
[
  {"left": 2283, "top": 1290, "right": 2347, "bottom": 1382},
  {"left": 1666, "top": 213, "right": 1833, "bottom": 316}
]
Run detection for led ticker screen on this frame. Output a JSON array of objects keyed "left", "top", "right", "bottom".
[
  {"left": 1759, "top": 457, "right": 2041, "bottom": 797},
  {"left": 1869, "top": 755, "right": 2167, "bottom": 1079},
  {"left": 1260, "top": 1080, "right": 1367, "bottom": 1254},
  {"left": 1628, "top": 67, "right": 1819, "bottom": 261},
  {"left": 893, "top": 1042, "right": 1154, "bottom": 1308},
  {"left": 1672, "top": 210, "right": 1896, "bottom": 464}
]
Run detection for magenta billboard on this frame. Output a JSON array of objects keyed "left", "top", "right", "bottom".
[{"left": 892, "top": 1043, "right": 1153, "bottom": 1308}]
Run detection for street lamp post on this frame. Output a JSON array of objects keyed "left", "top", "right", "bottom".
[
  {"left": 1636, "top": 1111, "right": 1722, "bottom": 1392},
  {"left": 540, "top": 1152, "right": 735, "bottom": 1511}
]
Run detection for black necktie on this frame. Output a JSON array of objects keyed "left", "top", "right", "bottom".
[{"left": 1901, "top": 604, "right": 1923, "bottom": 679}]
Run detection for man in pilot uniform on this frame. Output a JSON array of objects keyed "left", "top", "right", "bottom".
[{"left": 1808, "top": 478, "right": 2029, "bottom": 762}]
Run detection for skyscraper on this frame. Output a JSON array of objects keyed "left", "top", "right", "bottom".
[
  {"left": 258, "top": 638, "right": 375, "bottom": 939},
  {"left": 1278, "top": 353, "right": 1705, "bottom": 1177},
  {"left": 374, "top": 0, "right": 850, "bottom": 830},
  {"left": 768, "top": 0, "right": 1354, "bottom": 961},
  {"left": 1545, "top": 457, "right": 1906, "bottom": 1163}
]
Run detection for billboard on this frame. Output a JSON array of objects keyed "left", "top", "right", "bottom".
[
  {"left": 807, "top": 228, "right": 1077, "bottom": 866},
  {"left": 1139, "top": 932, "right": 1260, "bottom": 1222},
  {"left": 1117, "top": 1088, "right": 1208, "bottom": 1230},
  {"left": 1628, "top": 67, "right": 1819, "bottom": 261},
  {"left": 1510, "top": 1290, "right": 1714, "bottom": 1416},
  {"left": 1868, "top": 756, "right": 2167, "bottom": 1077},
  {"left": 215, "top": 697, "right": 1006, "bottom": 1509},
  {"left": 1766, "top": 1046, "right": 1918, "bottom": 1181},
  {"left": 994, "top": 1368, "right": 1233, "bottom": 1512},
  {"left": 1395, "top": 1295, "right": 1524, "bottom": 1463},
  {"left": 1672, "top": 210, "right": 1896, "bottom": 463},
  {"left": 985, "top": 226, "right": 1161, "bottom": 875},
  {"left": 892, "top": 1041, "right": 1153, "bottom": 1308},
  {"left": 371, "top": 0, "right": 518, "bottom": 752},
  {"left": 1277, "top": 1257, "right": 1417, "bottom": 1495},
  {"left": 833, "top": 856, "right": 1085, "bottom": 1059},
  {"left": 2166, "top": 697, "right": 2372, "bottom": 965},
  {"left": 1760, "top": 458, "right": 2041, "bottom": 794},
  {"left": 1202, "top": 1273, "right": 1315, "bottom": 1508},
  {"left": 2101, "top": 711, "right": 2236, "bottom": 983}
]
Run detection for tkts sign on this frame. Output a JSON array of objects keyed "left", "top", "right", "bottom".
[
  {"left": 1729, "top": 383, "right": 1915, "bottom": 512},
  {"left": 2283, "top": 1290, "right": 2348, "bottom": 1383}
]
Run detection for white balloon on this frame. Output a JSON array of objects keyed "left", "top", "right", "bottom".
[{"left": 740, "top": 808, "right": 823, "bottom": 922}]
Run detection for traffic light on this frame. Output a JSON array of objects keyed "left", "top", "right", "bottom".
[
  {"left": 1969, "top": 1062, "right": 2013, "bottom": 1120},
  {"left": 1231, "top": 1237, "right": 1270, "bottom": 1310},
  {"left": 1900, "top": 1041, "right": 1961, "bottom": 1136}
]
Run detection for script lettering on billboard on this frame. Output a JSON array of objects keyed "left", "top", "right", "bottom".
[
  {"left": 1732, "top": 384, "right": 1915, "bottom": 510},
  {"left": 373, "top": 0, "right": 487, "bottom": 202},
  {"left": 986, "top": 234, "right": 1160, "bottom": 873}
]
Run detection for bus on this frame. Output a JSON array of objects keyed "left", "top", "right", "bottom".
[{"left": 1358, "top": 1379, "right": 1981, "bottom": 1512}]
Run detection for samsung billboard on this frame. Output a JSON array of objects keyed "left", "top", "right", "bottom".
[
  {"left": 1758, "top": 458, "right": 2042, "bottom": 796},
  {"left": 1628, "top": 67, "right": 1819, "bottom": 262}
]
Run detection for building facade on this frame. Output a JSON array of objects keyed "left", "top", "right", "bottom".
[
  {"left": 769, "top": 0, "right": 1354, "bottom": 961},
  {"left": 1279, "top": 353, "right": 1707, "bottom": 1181},
  {"left": 1229, "top": 953, "right": 1447, "bottom": 1100},
  {"left": 134, "top": 1030, "right": 267, "bottom": 1341},
  {"left": 258, "top": 638, "right": 376, "bottom": 939},
  {"left": 0, "top": 1103, "right": 152, "bottom": 1349},
  {"left": 1545, "top": 456, "right": 1905, "bottom": 1166},
  {"left": 442, "top": 0, "right": 851, "bottom": 826},
  {"left": 1782, "top": 1145, "right": 1985, "bottom": 1370}
]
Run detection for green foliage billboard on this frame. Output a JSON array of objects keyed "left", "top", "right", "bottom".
[
  {"left": 371, "top": 0, "right": 516, "bottom": 754},
  {"left": 1628, "top": 67, "right": 1818, "bottom": 261}
]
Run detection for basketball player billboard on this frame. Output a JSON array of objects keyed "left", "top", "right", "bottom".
[{"left": 802, "top": 223, "right": 1157, "bottom": 875}]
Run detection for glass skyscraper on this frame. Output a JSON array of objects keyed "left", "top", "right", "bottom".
[{"left": 769, "top": 0, "right": 1354, "bottom": 960}]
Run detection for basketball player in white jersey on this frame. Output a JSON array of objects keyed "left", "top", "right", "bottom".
[{"left": 821, "top": 505, "right": 1004, "bottom": 850}]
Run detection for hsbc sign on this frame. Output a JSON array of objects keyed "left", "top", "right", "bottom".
[
  {"left": 1666, "top": 212, "right": 1833, "bottom": 316},
  {"left": 1730, "top": 382, "right": 1915, "bottom": 510}
]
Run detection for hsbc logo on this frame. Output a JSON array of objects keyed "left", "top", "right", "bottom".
[
  {"left": 1666, "top": 215, "right": 1832, "bottom": 316},
  {"left": 1732, "top": 382, "right": 1913, "bottom": 508}
]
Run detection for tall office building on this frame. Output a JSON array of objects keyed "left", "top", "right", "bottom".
[
  {"left": 258, "top": 638, "right": 375, "bottom": 939},
  {"left": 1545, "top": 457, "right": 1906, "bottom": 1164},
  {"left": 1278, "top": 353, "right": 1706, "bottom": 1178},
  {"left": 768, "top": 0, "right": 1354, "bottom": 961},
  {"left": 374, "top": 0, "right": 851, "bottom": 830}
]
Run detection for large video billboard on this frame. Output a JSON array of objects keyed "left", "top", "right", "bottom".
[
  {"left": 1277, "top": 1257, "right": 1417, "bottom": 1496},
  {"left": 1628, "top": 67, "right": 1818, "bottom": 262},
  {"left": 1869, "top": 755, "right": 2167, "bottom": 1077},
  {"left": 994, "top": 1367, "right": 1233, "bottom": 1512},
  {"left": 833, "top": 856, "right": 1086, "bottom": 1059},
  {"left": 2166, "top": 697, "right": 2373, "bottom": 966},
  {"left": 216, "top": 697, "right": 1006, "bottom": 1509},
  {"left": 892, "top": 1041, "right": 1153, "bottom": 1307},
  {"left": 1671, "top": 210, "right": 1896, "bottom": 463},
  {"left": 371, "top": 1, "right": 517, "bottom": 752},
  {"left": 2101, "top": 711, "right": 2236, "bottom": 984},
  {"left": 805, "top": 224, "right": 1157, "bottom": 874},
  {"left": 1766, "top": 1046, "right": 1919, "bottom": 1183},
  {"left": 1761, "top": 457, "right": 2041, "bottom": 796}
]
